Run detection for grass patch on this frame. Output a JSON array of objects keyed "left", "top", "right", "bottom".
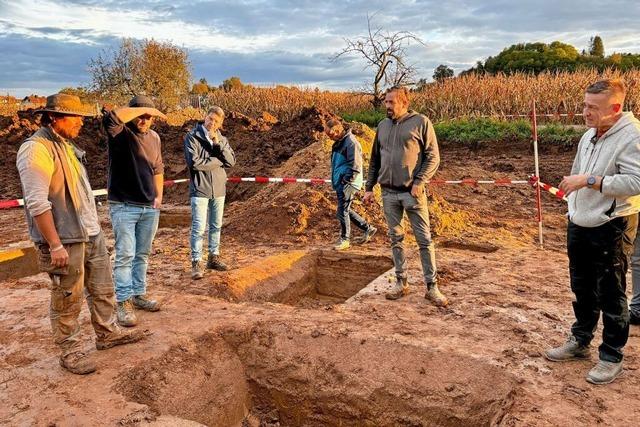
[
  {"left": 435, "top": 118, "right": 584, "bottom": 147},
  {"left": 342, "top": 112, "right": 585, "bottom": 147},
  {"left": 341, "top": 110, "right": 386, "bottom": 127}
]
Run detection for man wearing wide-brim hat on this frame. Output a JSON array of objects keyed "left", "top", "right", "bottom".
[
  {"left": 16, "top": 93, "right": 147, "bottom": 375},
  {"left": 102, "top": 95, "right": 166, "bottom": 327}
]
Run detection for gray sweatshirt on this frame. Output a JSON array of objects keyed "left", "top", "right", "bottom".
[
  {"left": 366, "top": 110, "right": 440, "bottom": 192},
  {"left": 568, "top": 112, "right": 640, "bottom": 227}
]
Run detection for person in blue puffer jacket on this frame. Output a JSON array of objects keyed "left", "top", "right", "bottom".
[{"left": 326, "top": 118, "right": 376, "bottom": 250}]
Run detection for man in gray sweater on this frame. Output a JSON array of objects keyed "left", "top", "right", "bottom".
[
  {"left": 545, "top": 79, "right": 640, "bottom": 385},
  {"left": 364, "top": 86, "right": 448, "bottom": 307}
]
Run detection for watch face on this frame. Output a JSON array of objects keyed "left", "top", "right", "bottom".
[{"left": 588, "top": 176, "right": 596, "bottom": 186}]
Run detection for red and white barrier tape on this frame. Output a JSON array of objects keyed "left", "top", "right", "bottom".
[
  {"left": 528, "top": 176, "right": 568, "bottom": 202},
  {"left": 0, "top": 176, "right": 531, "bottom": 210}
]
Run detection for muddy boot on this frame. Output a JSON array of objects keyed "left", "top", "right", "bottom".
[
  {"left": 116, "top": 299, "right": 137, "bottom": 327},
  {"left": 59, "top": 351, "right": 96, "bottom": 375},
  {"left": 354, "top": 226, "right": 377, "bottom": 244},
  {"left": 425, "top": 281, "right": 449, "bottom": 307},
  {"left": 545, "top": 336, "right": 590, "bottom": 361},
  {"left": 386, "top": 277, "right": 409, "bottom": 300},
  {"left": 586, "top": 360, "right": 623, "bottom": 385},
  {"left": 191, "top": 260, "right": 204, "bottom": 280},
  {"left": 207, "top": 254, "right": 229, "bottom": 271},
  {"left": 132, "top": 295, "right": 160, "bottom": 312},
  {"left": 96, "top": 325, "right": 147, "bottom": 350},
  {"left": 333, "top": 238, "right": 350, "bottom": 251}
]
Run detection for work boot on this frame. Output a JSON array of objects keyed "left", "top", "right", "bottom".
[
  {"left": 386, "top": 277, "right": 409, "bottom": 300},
  {"left": 630, "top": 311, "right": 640, "bottom": 325},
  {"left": 333, "top": 238, "right": 350, "bottom": 251},
  {"left": 354, "top": 226, "right": 377, "bottom": 244},
  {"left": 545, "top": 336, "right": 590, "bottom": 361},
  {"left": 59, "top": 352, "right": 96, "bottom": 375},
  {"left": 425, "top": 281, "right": 449, "bottom": 307},
  {"left": 132, "top": 295, "right": 160, "bottom": 312},
  {"left": 586, "top": 360, "right": 623, "bottom": 385},
  {"left": 207, "top": 254, "right": 229, "bottom": 271},
  {"left": 191, "top": 260, "right": 204, "bottom": 280},
  {"left": 96, "top": 326, "right": 147, "bottom": 350},
  {"left": 116, "top": 299, "right": 137, "bottom": 327}
]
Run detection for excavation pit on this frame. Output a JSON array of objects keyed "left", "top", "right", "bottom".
[
  {"left": 117, "top": 328, "right": 517, "bottom": 427},
  {"left": 223, "top": 250, "right": 393, "bottom": 307}
]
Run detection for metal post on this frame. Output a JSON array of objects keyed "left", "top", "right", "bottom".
[{"left": 532, "top": 99, "right": 544, "bottom": 248}]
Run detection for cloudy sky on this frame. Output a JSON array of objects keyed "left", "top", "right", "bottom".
[{"left": 1, "top": 0, "right": 639, "bottom": 97}]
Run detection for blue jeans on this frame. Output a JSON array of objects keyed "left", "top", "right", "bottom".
[
  {"left": 109, "top": 202, "right": 159, "bottom": 303},
  {"left": 336, "top": 187, "right": 369, "bottom": 239},
  {"left": 190, "top": 196, "right": 225, "bottom": 261}
]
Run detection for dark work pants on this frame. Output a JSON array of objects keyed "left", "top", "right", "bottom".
[{"left": 568, "top": 214, "right": 637, "bottom": 363}]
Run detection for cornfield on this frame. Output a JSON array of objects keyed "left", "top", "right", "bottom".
[
  {"left": 412, "top": 69, "right": 640, "bottom": 121},
  {"left": 192, "top": 69, "right": 640, "bottom": 123}
]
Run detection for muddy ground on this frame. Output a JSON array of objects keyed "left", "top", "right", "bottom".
[{"left": 1, "top": 109, "right": 639, "bottom": 426}]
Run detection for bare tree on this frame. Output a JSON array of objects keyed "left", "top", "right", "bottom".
[{"left": 332, "top": 14, "right": 425, "bottom": 108}]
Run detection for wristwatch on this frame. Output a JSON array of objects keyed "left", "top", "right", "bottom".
[{"left": 587, "top": 175, "right": 596, "bottom": 188}]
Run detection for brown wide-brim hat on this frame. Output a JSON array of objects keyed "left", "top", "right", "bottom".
[{"left": 34, "top": 93, "right": 96, "bottom": 117}]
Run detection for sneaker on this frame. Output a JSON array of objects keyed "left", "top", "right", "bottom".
[
  {"left": 96, "top": 326, "right": 147, "bottom": 350},
  {"left": 630, "top": 311, "right": 640, "bottom": 325},
  {"left": 333, "top": 238, "right": 350, "bottom": 251},
  {"left": 386, "top": 277, "right": 409, "bottom": 300},
  {"left": 116, "top": 299, "right": 137, "bottom": 327},
  {"left": 207, "top": 254, "right": 229, "bottom": 271},
  {"left": 544, "top": 336, "right": 590, "bottom": 362},
  {"left": 425, "top": 281, "right": 449, "bottom": 307},
  {"left": 132, "top": 295, "right": 160, "bottom": 312},
  {"left": 191, "top": 260, "right": 204, "bottom": 280},
  {"left": 586, "top": 360, "right": 623, "bottom": 385},
  {"left": 354, "top": 226, "right": 377, "bottom": 244},
  {"left": 59, "top": 352, "right": 96, "bottom": 375}
]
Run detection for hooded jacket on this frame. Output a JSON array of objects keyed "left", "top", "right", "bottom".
[
  {"left": 184, "top": 123, "right": 236, "bottom": 198},
  {"left": 330, "top": 129, "right": 363, "bottom": 191},
  {"left": 568, "top": 112, "right": 640, "bottom": 227},
  {"left": 365, "top": 110, "right": 439, "bottom": 192}
]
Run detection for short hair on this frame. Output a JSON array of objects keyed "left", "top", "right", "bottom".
[
  {"left": 325, "top": 118, "right": 343, "bottom": 131},
  {"left": 385, "top": 85, "right": 410, "bottom": 104},
  {"left": 585, "top": 79, "right": 626, "bottom": 103},
  {"left": 206, "top": 106, "right": 225, "bottom": 119}
]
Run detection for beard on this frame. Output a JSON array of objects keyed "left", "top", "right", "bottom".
[{"left": 386, "top": 109, "right": 394, "bottom": 118}]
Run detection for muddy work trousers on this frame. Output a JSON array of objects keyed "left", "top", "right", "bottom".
[
  {"left": 38, "top": 232, "right": 117, "bottom": 357},
  {"left": 568, "top": 215, "right": 637, "bottom": 363},
  {"left": 381, "top": 188, "right": 437, "bottom": 284}
]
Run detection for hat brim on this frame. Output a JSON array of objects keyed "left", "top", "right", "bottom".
[
  {"left": 120, "top": 106, "right": 167, "bottom": 120},
  {"left": 34, "top": 108, "right": 96, "bottom": 117}
]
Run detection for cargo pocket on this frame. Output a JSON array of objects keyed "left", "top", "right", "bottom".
[{"left": 37, "top": 245, "right": 70, "bottom": 276}]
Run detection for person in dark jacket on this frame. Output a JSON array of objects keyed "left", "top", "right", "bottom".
[
  {"left": 364, "top": 86, "right": 448, "bottom": 307},
  {"left": 326, "top": 119, "right": 376, "bottom": 250},
  {"left": 103, "top": 95, "right": 166, "bottom": 327},
  {"left": 184, "top": 106, "right": 236, "bottom": 279}
]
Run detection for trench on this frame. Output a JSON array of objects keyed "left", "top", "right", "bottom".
[
  {"left": 116, "top": 328, "right": 517, "bottom": 427},
  {"left": 213, "top": 250, "right": 393, "bottom": 308},
  {"left": 115, "top": 250, "right": 516, "bottom": 427}
]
